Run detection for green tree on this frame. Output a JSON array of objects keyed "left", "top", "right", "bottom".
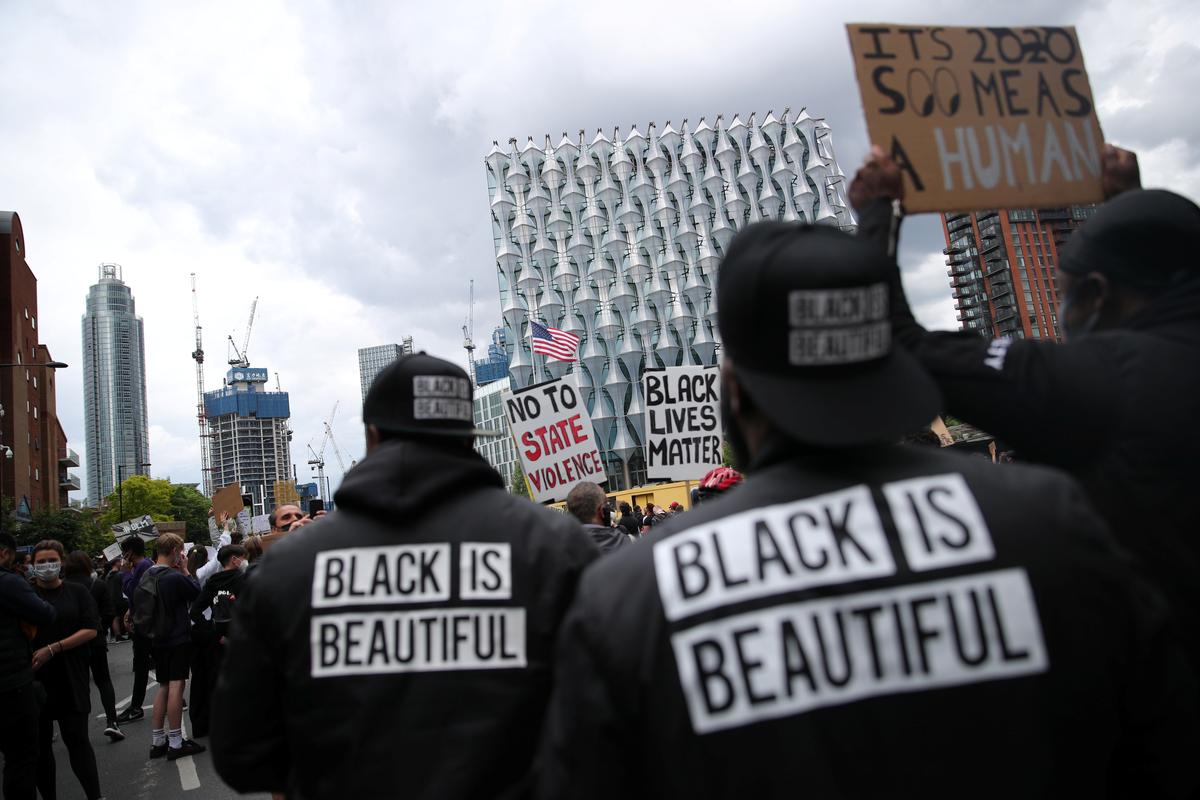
[
  {"left": 97, "top": 475, "right": 174, "bottom": 531},
  {"left": 15, "top": 507, "right": 112, "bottom": 555},
  {"left": 508, "top": 462, "right": 531, "bottom": 500},
  {"left": 169, "top": 484, "right": 211, "bottom": 544}
]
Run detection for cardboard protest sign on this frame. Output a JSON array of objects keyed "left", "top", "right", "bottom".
[
  {"left": 847, "top": 24, "right": 1104, "bottom": 212},
  {"left": 502, "top": 373, "right": 606, "bottom": 504},
  {"left": 644, "top": 366, "right": 723, "bottom": 481},
  {"left": 212, "top": 482, "right": 244, "bottom": 520},
  {"left": 931, "top": 416, "right": 955, "bottom": 447},
  {"left": 102, "top": 542, "right": 123, "bottom": 562}
]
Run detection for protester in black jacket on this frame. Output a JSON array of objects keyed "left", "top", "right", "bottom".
[
  {"left": 0, "top": 531, "right": 56, "bottom": 800},
  {"left": 64, "top": 550, "right": 124, "bottom": 741},
  {"left": 537, "top": 223, "right": 1197, "bottom": 799},
  {"left": 567, "top": 483, "right": 632, "bottom": 554},
  {"left": 189, "top": 544, "right": 248, "bottom": 739},
  {"left": 850, "top": 146, "right": 1200, "bottom": 673},
  {"left": 30, "top": 539, "right": 103, "bottom": 800},
  {"left": 212, "top": 353, "right": 599, "bottom": 799},
  {"left": 617, "top": 503, "right": 640, "bottom": 538}
]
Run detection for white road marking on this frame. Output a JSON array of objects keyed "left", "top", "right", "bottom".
[
  {"left": 177, "top": 717, "right": 201, "bottom": 791},
  {"left": 98, "top": 681, "right": 158, "bottom": 718}
]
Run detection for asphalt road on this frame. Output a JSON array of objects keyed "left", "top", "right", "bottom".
[{"left": 44, "top": 637, "right": 271, "bottom": 800}]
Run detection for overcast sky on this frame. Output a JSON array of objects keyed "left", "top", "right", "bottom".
[{"left": 3, "top": 0, "right": 1197, "bottom": 503}]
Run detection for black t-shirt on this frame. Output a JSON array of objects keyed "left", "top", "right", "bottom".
[{"left": 33, "top": 581, "right": 99, "bottom": 716}]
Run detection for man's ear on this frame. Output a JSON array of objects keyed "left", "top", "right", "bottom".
[
  {"left": 365, "top": 424, "right": 382, "bottom": 454},
  {"left": 721, "top": 358, "right": 743, "bottom": 416}
]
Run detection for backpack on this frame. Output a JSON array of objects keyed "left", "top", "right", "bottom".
[
  {"left": 211, "top": 587, "right": 238, "bottom": 638},
  {"left": 131, "top": 566, "right": 174, "bottom": 641}
]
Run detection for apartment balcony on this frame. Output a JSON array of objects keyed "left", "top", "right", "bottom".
[
  {"left": 59, "top": 448, "right": 80, "bottom": 468},
  {"left": 946, "top": 216, "right": 973, "bottom": 235},
  {"left": 943, "top": 243, "right": 966, "bottom": 255},
  {"left": 995, "top": 307, "right": 1017, "bottom": 324},
  {"left": 976, "top": 210, "right": 999, "bottom": 224},
  {"left": 1038, "top": 208, "right": 1070, "bottom": 221},
  {"left": 60, "top": 472, "right": 81, "bottom": 491}
]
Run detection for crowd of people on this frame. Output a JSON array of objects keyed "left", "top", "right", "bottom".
[
  {"left": 2, "top": 142, "right": 1199, "bottom": 799},
  {"left": 0, "top": 505, "right": 314, "bottom": 799}
]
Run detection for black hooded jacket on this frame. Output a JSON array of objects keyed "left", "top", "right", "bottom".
[
  {"left": 859, "top": 198, "right": 1200, "bottom": 670},
  {"left": 537, "top": 444, "right": 1197, "bottom": 799},
  {"left": 211, "top": 438, "right": 598, "bottom": 800}
]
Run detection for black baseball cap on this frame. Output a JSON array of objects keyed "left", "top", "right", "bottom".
[
  {"left": 363, "top": 352, "right": 502, "bottom": 439},
  {"left": 1060, "top": 189, "right": 1200, "bottom": 291},
  {"left": 717, "top": 222, "right": 941, "bottom": 447}
]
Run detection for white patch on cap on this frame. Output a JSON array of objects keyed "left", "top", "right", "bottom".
[
  {"left": 788, "top": 284, "right": 890, "bottom": 366},
  {"left": 412, "top": 375, "right": 473, "bottom": 421}
]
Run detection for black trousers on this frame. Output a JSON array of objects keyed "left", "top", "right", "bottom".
[
  {"left": 89, "top": 639, "right": 118, "bottom": 723},
  {"left": 130, "top": 633, "right": 151, "bottom": 707},
  {"left": 188, "top": 635, "right": 223, "bottom": 738},
  {"left": 0, "top": 682, "right": 41, "bottom": 800},
  {"left": 37, "top": 708, "right": 102, "bottom": 800}
]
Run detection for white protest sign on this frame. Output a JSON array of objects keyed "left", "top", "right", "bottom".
[
  {"left": 236, "top": 510, "right": 252, "bottom": 536},
  {"left": 502, "top": 373, "right": 606, "bottom": 503},
  {"left": 102, "top": 542, "right": 123, "bottom": 562},
  {"left": 251, "top": 514, "right": 271, "bottom": 534},
  {"left": 644, "top": 365, "right": 723, "bottom": 482}
]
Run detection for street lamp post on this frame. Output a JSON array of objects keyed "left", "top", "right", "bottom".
[
  {"left": 0, "top": 362, "right": 67, "bottom": 534},
  {"left": 116, "top": 462, "right": 152, "bottom": 522}
]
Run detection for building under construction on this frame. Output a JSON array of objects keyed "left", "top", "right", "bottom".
[{"left": 204, "top": 366, "right": 292, "bottom": 516}]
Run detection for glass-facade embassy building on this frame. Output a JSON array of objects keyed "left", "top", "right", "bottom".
[{"left": 486, "top": 110, "right": 856, "bottom": 489}]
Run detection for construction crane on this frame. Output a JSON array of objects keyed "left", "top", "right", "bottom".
[
  {"left": 323, "top": 401, "right": 348, "bottom": 479},
  {"left": 462, "top": 279, "right": 476, "bottom": 384},
  {"left": 306, "top": 441, "right": 328, "bottom": 507},
  {"left": 190, "top": 274, "right": 212, "bottom": 497},
  {"left": 227, "top": 297, "right": 259, "bottom": 369}
]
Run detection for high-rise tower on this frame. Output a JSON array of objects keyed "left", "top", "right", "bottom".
[
  {"left": 941, "top": 206, "right": 1097, "bottom": 342},
  {"left": 485, "top": 111, "right": 855, "bottom": 489},
  {"left": 204, "top": 366, "right": 292, "bottom": 516},
  {"left": 82, "top": 263, "right": 149, "bottom": 506}
]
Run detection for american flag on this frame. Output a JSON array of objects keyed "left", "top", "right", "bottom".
[{"left": 530, "top": 321, "right": 580, "bottom": 362}]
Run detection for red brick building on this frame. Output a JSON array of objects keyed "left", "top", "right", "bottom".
[
  {"left": 941, "top": 206, "right": 1096, "bottom": 342},
  {"left": 1, "top": 211, "right": 78, "bottom": 519}
]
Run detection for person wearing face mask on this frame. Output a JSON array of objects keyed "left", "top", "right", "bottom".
[
  {"left": 536, "top": 222, "right": 1198, "bottom": 799},
  {"left": 850, "top": 146, "right": 1200, "bottom": 678},
  {"left": 1, "top": 531, "right": 56, "bottom": 800},
  {"left": 29, "top": 539, "right": 104, "bottom": 800}
]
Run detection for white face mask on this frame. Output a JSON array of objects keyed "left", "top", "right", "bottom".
[
  {"left": 32, "top": 562, "right": 62, "bottom": 581},
  {"left": 238, "top": 560, "right": 249, "bottom": 573}
]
